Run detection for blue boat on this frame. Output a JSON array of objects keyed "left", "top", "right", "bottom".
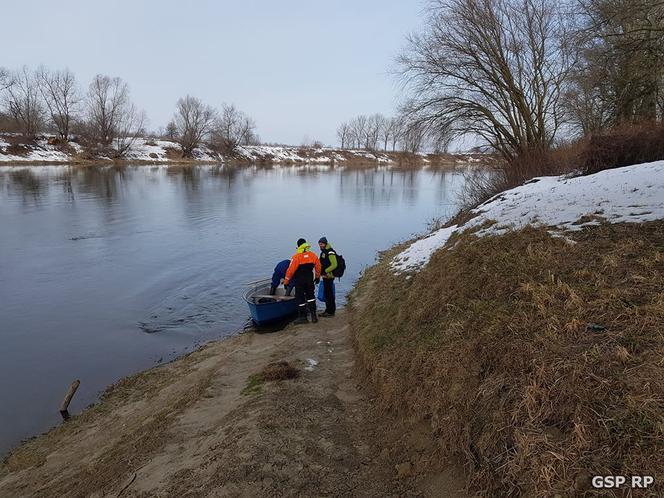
[{"left": 244, "top": 278, "right": 298, "bottom": 326}]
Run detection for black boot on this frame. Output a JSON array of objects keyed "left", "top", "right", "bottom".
[
  {"left": 308, "top": 301, "right": 318, "bottom": 323},
  {"left": 293, "top": 307, "right": 308, "bottom": 324}
]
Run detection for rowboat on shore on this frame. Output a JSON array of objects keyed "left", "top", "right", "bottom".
[{"left": 243, "top": 278, "right": 298, "bottom": 326}]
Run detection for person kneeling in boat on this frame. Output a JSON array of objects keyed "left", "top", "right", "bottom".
[
  {"left": 270, "top": 259, "right": 294, "bottom": 296},
  {"left": 284, "top": 238, "right": 321, "bottom": 324}
]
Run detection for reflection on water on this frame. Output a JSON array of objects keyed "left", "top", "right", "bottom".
[
  {"left": 0, "top": 163, "right": 467, "bottom": 455},
  {"left": 1, "top": 165, "right": 460, "bottom": 212}
]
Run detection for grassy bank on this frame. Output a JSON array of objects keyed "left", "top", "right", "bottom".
[{"left": 349, "top": 221, "right": 664, "bottom": 496}]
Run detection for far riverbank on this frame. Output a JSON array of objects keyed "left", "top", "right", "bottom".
[{"left": 0, "top": 134, "right": 492, "bottom": 168}]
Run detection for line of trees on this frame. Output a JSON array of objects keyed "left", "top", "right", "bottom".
[
  {"left": 0, "top": 66, "right": 258, "bottom": 157},
  {"left": 393, "top": 0, "right": 664, "bottom": 166},
  {"left": 336, "top": 113, "right": 452, "bottom": 154},
  {"left": 0, "top": 66, "right": 146, "bottom": 157}
]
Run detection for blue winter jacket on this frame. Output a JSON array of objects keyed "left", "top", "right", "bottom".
[{"left": 271, "top": 259, "right": 291, "bottom": 288}]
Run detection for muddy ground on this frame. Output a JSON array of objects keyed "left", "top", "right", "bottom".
[{"left": 0, "top": 312, "right": 470, "bottom": 497}]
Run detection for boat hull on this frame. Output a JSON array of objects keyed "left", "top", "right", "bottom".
[{"left": 244, "top": 281, "right": 298, "bottom": 326}]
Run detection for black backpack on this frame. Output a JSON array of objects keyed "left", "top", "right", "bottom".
[{"left": 332, "top": 253, "right": 346, "bottom": 278}]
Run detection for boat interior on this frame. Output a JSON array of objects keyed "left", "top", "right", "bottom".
[{"left": 246, "top": 281, "right": 295, "bottom": 303}]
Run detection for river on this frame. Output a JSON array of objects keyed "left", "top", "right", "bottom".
[{"left": 0, "top": 163, "right": 466, "bottom": 455}]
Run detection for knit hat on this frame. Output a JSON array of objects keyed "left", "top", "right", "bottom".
[
  {"left": 318, "top": 236, "right": 328, "bottom": 245},
  {"left": 297, "top": 238, "right": 306, "bottom": 247}
]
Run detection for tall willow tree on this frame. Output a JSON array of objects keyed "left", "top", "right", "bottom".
[{"left": 398, "top": 0, "right": 573, "bottom": 162}]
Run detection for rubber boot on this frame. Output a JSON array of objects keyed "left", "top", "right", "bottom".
[
  {"left": 293, "top": 307, "right": 308, "bottom": 325},
  {"left": 308, "top": 302, "right": 318, "bottom": 323}
]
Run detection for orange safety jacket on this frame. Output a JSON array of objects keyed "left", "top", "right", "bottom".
[{"left": 284, "top": 243, "right": 321, "bottom": 285}]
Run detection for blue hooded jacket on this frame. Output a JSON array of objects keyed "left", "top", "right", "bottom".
[{"left": 271, "top": 259, "right": 291, "bottom": 288}]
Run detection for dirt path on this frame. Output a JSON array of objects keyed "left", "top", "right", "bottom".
[{"left": 0, "top": 312, "right": 470, "bottom": 497}]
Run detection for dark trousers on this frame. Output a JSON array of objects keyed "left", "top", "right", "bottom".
[
  {"left": 323, "top": 277, "right": 336, "bottom": 314},
  {"left": 295, "top": 276, "right": 316, "bottom": 315}
]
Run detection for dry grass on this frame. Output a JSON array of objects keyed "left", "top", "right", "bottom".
[
  {"left": 242, "top": 361, "right": 300, "bottom": 395},
  {"left": 260, "top": 361, "right": 300, "bottom": 381},
  {"left": 4, "top": 143, "right": 30, "bottom": 156},
  {"left": 349, "top": 222, "right": 664, "bottom": 497},
  {"left": 163, "top": 146, "right": 184, "bottom": 160}
]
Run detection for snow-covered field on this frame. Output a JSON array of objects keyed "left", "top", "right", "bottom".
[{"left": 392, "top": 161, "right": 664, "bottom": 272}]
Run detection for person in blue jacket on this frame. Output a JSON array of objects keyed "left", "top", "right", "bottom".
[{"left": 270, "top": 259, "right": 294, "bottom": 296}]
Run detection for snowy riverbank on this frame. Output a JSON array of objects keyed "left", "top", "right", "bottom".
[
  {"left": 392, "top": 160, "right": 664, "bottom": 272},
  {"left": 0, "top": 134, "right": 487, "bottom": 167}
]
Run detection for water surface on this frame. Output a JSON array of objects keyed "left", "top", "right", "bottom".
[{"left": 0, "top": 164, "right": 465, "bottom": 454}]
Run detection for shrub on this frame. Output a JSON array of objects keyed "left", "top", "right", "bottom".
[
  {"left": 460, "top": 122, "right": 664, "bottom": 209},
  {"left": 581, "top": 122, "right": 664, "bottom": 175},
  {"left": 459, "top": 146, "right": 579, "bottom": 208}
]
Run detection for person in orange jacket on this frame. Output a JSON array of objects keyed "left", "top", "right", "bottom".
[{"left": 284, "top": 238, "right": 321, "bottom": 324}]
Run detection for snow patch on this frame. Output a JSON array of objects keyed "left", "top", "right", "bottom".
[
  {"left": 392, "top": 161, "right": 664, "bottom": 273},
  {"left": 304, "top": 358, "right": 319, "bottom": 371},
  {"left": 465, "top": 162, "right": 664, "bottom": 235},
  {"left": 391, "top": 225, "right": 458, "bottom": 273},
  {"left": 0, "top": 136, "right": 73, "bottom": 162}
]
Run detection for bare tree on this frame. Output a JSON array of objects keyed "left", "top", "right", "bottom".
[
  {"left": 389, "top": 116, "right": 404, "bottom": 151},
  {"left": 364, "top": 114, "right": 383, "bottom": 150},
  {"left": 428, "top": 123, "right": 454, "bottom": 153},
  {"left": 0, "top": 68, "right": 13, "bottom": 132},
  {"left": 86, "top": 74, "right": 145, "bottom": 156},
  {"left": 37, "top": 67, "right": 80, "bottom": 141},
  {"left": 86, "top": 74, "right": 129, "bottom": 146},
  {"left": 3, "top": 66, "right": 44, "bottom": 137},
  {"left": 165, "top": 120, "right": 178, "bottom": 140},
  {"left": 371, "top": 114, "right": 388, "bottom": 151},
  {"left": 563, "top": 67, "right": 614, "bottom": 135},
  {"left": 336, "top": 121, "right": 351, "bottom": 148},
  {"left": 211, "top": 103, "right": 256, "bottom": 154},
  {"left": 346, "top": 120, "right": 358, "bottom": 148},
  {"left": 349, "top": 114, "right": 368, "bottom": 149},
  {"left": 173, "top": 95, "right": 217, "bottom": 156},
  {"left": 399, "top": 119, "right": 427, "bottom": 153},
  {"left": 398, "top": 0, "right": 573, "bottom": 162},
  {"left": 113, "top": 106, "right": 146, "bottom": 157},
  {"left": 379, "top": 116, "right": 394, "bottom": 151},
  {"left": 0, "top": 67, "right": 12, "bottom": 92}
]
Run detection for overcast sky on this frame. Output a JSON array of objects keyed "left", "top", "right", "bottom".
[{"left": 1, "top": 1, "right": 425, "bottom": 146}]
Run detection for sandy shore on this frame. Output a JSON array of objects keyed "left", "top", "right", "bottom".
[{"left": 0, "top": 312, "right": 469, "bottom": 497}]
